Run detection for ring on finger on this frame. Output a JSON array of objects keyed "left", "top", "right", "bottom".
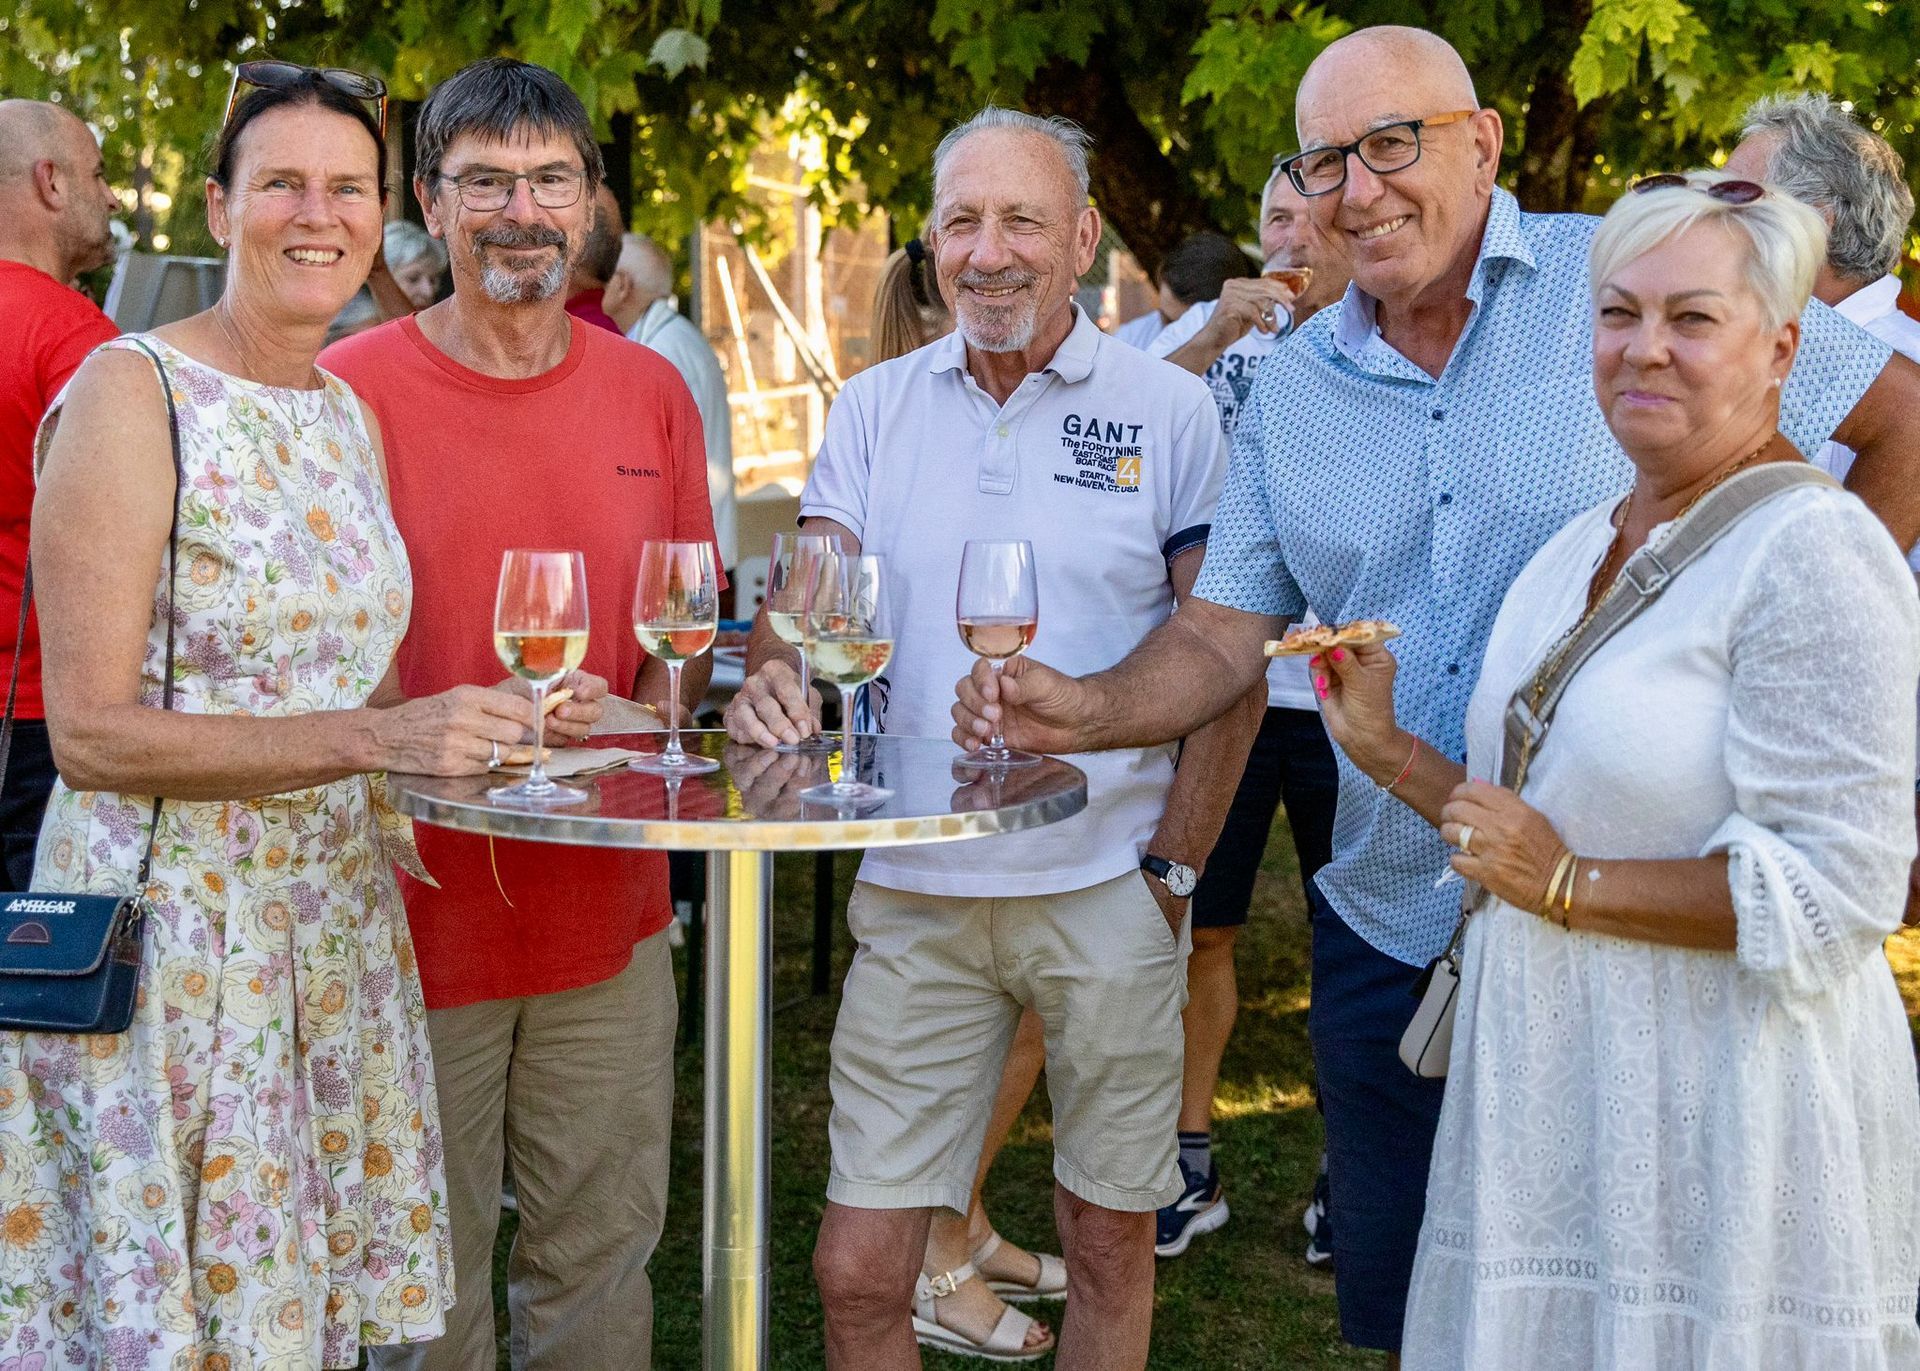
[
  {"left": 489, "top": 739, "right": 501, "bottom": 768},
  {"left": 1458, "top": 824, "right": 1475, "bottom": 855}
]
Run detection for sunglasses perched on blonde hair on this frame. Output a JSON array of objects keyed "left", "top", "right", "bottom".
[
  {"left": 223, "top": 60, "right": 389, "bottom": 138},
  {"left": 1628, "top": 174, "right": 1766, "bottom": 204}
]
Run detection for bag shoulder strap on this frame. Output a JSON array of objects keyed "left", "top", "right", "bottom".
[
  {"left": 2, "top": 335, "right": 184, "bottom": 891},
  {"left": 1500, "top": 458, "right": 1836, "bottom": 790}
]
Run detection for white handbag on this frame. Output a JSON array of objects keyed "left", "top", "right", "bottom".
[{"left": 1397, "top": 458, "right": 1835, "bottom": 1078}]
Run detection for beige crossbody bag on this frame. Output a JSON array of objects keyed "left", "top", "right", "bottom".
[{"left": 1398, "top": 459, "right": 1836, "bottom": 1078}]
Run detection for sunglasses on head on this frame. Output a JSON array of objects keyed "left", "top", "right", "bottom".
[
  {"left": 1628, "top": 174, "right": 1765, "bottom": 204},
  {"left": 224, "top": 60, "right": 389, "bottom": 139}
]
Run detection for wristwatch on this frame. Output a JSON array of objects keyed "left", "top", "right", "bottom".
[{"left": 1140, "top": 854, "right": 1198, "bottom": 898}]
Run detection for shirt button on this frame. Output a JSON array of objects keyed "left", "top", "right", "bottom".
[
  {"left": 1447, "top": 663, "right": 1461, "bottom": 676},
  {"left": 996, "top": 426, "right": 1009, "bottom": 438},
  {"left": 1437, "top": 493, "right": 1452, "bottom": 506},
  {"left": 1430, "top": 407, "right": 1445, "bottom": 421}
]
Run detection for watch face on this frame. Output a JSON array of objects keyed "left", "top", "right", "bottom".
[{"left": 1165, "top": 863, "right": 1198, "bottom": 897}]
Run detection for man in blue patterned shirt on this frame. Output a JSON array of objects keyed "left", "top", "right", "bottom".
[{"left": 951, "top": 24, "right": 1920, "bottom": 1363}]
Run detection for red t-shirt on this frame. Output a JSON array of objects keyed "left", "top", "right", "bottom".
[
  {"left": 321, "top": 315, "right": 721, "bottom": 1009},
  {"left": 565, "top": 289, "right": 623, "bottom": 335},
  {"left": 0, "top": 262, "right": 119, "bottom": 719}
]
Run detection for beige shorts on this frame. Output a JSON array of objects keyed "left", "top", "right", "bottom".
[{"left": 826, "top": 869, "right": 1190, "bottom": 1215}]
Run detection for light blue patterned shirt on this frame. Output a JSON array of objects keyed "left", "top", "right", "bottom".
[{"left": 1193, "top": 187, "right": 1894, "bottom": 965}]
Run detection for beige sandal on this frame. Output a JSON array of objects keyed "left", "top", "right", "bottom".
[
  {"left": 973, "top": 1230, "right": 1068, "bottom": 1303},
  {"left": 912, "top": 1259, "right": 1056, "bottom": 1362}
]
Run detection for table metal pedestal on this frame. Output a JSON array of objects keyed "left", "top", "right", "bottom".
[{"left": 389, "top": 731, "right": 1086, "bottom": 1370}]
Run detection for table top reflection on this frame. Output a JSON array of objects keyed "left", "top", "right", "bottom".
[{"left": 387, "top": 731, "right": 1088, "bottom": 852}]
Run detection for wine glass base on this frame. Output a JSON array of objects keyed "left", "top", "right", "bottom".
[
  {"left": 955, "top": 748, "right": 1043, "bottom": 770},
  {"left": 629, "top": 752, "right": 721, "bottom": 775},
  {"left": 488, "top": 778, "right": 590, "bottom": 806},
  {"left": 799, "top": 781, "right": 892, "bottom": 808},
  {"left": 774, "top": 733, "right": 838, "bottom": 754}
]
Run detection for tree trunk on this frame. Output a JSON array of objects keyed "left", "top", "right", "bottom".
[
  {"left": 1513, "top": 0, "right": 1595, "bottom": 212},
  {"left": 1024, "top": 48, "right": 1223, "bottom": 279}
]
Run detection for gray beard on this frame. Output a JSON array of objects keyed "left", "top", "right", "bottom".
[
  {"left": 479, "top": 255, "right": 569, "bottom": 304},
  {"left": 957, "top": 304, "right": 1037, "bottom": 354}
]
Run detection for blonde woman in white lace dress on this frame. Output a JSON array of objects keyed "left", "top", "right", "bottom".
[
  {"left": 1, "top": 74, "right": 604, "bottom": 1369},
  {"left": 1317, "top": 174, "right": 1920, "bottom": 1370}
]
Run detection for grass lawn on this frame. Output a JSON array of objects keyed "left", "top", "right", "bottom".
[{"left": 487, "top": 815, "right": 1920, "bottom": 1369}]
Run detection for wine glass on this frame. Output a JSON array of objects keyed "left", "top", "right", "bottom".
[
  {"left": 798, "top": 553, "right": 894, "bottom": 806},
  {"left": 766, "top": 532, "right": 842, "bottom": 753},
  {"left": 630, "top": 539, "right": 721, "bottom": 775},
  {"left": 491, "top": 549, "right": 591, "bottom": 805},
  {"left": 955, "top": 539, "right": 1042, "bottom": 769},
  {"left": 1262, "top": 255, "right": 1311, "bottom": 334}
]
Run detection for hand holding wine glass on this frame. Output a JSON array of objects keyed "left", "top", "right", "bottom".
[
  {"left": 955, "top": 539, "right": 1042, "bottom": 769},
  {"left": 763, "top": 532, "right": 841, "bottom": 752},
  {"left": 799, "top": 553, "right": 894, "bottom": 807},
  {"left": 631, "top": 539, "right": 720, "bottom": 775},
  {"left": 491, "top": 549, "right": 591, "bottom": 805}
]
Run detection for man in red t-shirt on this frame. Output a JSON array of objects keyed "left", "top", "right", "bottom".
[
  {"left": 323, "top": 60, "right": 718, "bottom": 1371},
  {"left": 0, "top": 100, "right": 120, "bottom": 889}
]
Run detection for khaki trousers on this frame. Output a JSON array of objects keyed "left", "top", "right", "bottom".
[{"left": 371, "top": 933, "right": 678, "bottom": 1371}]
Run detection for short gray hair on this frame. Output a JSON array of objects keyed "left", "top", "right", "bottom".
[
  {"left": 383, "top": 220, "right": 447, "bottom": 274},
  {"left": 1591, "top": 170, "right": 1827, "bottom": 331},
  {"left": 1739, "top": 93, "right": 1914, "bottom": 284},
  {"left": 932, "top": 107, "right": 1092, "bottom": 204}
]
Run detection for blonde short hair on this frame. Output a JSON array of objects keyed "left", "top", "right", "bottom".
[{"left": 1589, "top": 170, "right": 1828, "bottom": 330}]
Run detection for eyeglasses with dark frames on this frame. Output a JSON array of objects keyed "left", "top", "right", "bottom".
[
  {"left": 1628, "top": 174, "right": 1767, "bottom": 205},
  {"left": 223, "top": 60, "right": 388, "bottom": 139},
  {"left": 1277, "top": 110, "right": 1478, "bottom": 198},
  {"left": 438, "top": 168, "right": 588, "bottom": 213}
]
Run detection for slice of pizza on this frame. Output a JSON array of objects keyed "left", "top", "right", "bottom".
[{"left": 1264, "top": 620, "right": 1400, "bottom": 657}]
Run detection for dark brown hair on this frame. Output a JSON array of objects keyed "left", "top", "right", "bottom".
[{"left": 211, "top": 75, "right": 387, "bottom": 190}]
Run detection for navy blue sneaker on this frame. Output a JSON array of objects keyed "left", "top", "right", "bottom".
[{"left": 1155, "top": 1155, "right": 1228, "bottom": 1258}]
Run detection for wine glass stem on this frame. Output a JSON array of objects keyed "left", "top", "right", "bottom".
[
  {"left": 665, "top": 660, "right": 684, "bottom": 759},
  {"left": 842, "top": 685, "right": 857, "bottom": 787},
  {"left": 796, "top": 645, "right": 812, "bottom": 736},
  {"left": 528, "top": 681, "right": 551, "bottom": 788},
  {"left": 988, "top": 661, "right": 1008, "bottom": 754}
]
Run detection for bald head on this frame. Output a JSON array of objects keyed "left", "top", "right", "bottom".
[
  {"left": 0, "top": 99, "right": 116, "bottom": 281},
  {"left": 1298, "top": 26, "right": 1478, "bottom": 138},
  {"left": 602, "top": 231, "right": 677, "bottom": 334}
]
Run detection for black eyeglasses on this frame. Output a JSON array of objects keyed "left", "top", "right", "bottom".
[
  {"left": 224, "top": 60, "right": 389, "bottom": 139},
  {"left": 1628, "top": 174, "right": 1766, "bottom": 204},
  {"left": 1278, "top": 110, "right": 1477, "bottom": 198},
  {"left": 440, "top": 168, "right": 588, "bottom": 213}
]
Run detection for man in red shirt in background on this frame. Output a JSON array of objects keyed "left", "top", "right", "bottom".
[
  {"left": 324, "top": 59, "right": 718, "bottom": 1371},
  {"left": 564, "top": 182, "right": 625, "bottom": 334},
  {"left": 0, "top": 100, "right": 120, "bottom": 889}
]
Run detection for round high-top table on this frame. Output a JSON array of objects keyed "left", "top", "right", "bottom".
[{"left": 388, "top": 730, "right": 1087, "bottom": 1370}]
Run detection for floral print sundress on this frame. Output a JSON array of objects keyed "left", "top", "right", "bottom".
[{"left": 0, "top": 335, "right": 452, "bottom": 1369}]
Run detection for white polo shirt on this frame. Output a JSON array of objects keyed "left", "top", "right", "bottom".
[
  {"left": 1150, "top": 298, "right": 1316, "bottom": 712},
  {"left": 802, "top": 305, "right": 1227, "bottom": 898},
  {"left": 1810, "top": 275, "right": 1920, "bottom": 573}
]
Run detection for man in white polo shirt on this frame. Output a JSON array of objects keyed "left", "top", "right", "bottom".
[
  {"left": 1144, "top": 164, "right": 1354, "bottom": 1264},
  {"left": 725, "top": 106, "right": 1259, "bottom": 1370}
]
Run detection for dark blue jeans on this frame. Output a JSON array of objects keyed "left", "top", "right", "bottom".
[{"left": 1306, "top": 881, "right": 1447, "bottom": 1351}]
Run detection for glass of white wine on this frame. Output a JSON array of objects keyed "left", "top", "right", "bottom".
[
  {"left": 766, "top": 531, "right": 842, "bottom": 753},
  {"left": 491, "top": 548, "right": 591, "bottom": 805},
  {"left": 799, "top": 553, "right": 894, "bottom": 806},
  {"left": 631, "top": 539, "right": 720, "bottom": 775},
  {"left": 955, "top": 538, "right": 1042, "bottom": 769}
]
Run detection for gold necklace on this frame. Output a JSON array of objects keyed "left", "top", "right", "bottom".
[{"left": 212, "top": 306, "right": 327, "bottom": 429}]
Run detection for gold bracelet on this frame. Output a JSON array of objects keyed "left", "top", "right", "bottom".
[
  {"left": 1539, "top": 849, "right": 1576, "bottom": 925},
  {"left": 1562, "top": 856, "right": 1580, "bottom": 922}
]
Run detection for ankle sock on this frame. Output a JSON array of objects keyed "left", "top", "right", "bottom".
[{"left": 1177, "top": 1130, "right": 1211, "bottom": 1175}]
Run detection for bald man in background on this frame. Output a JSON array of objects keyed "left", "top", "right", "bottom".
[
  {"left": 0, "top": 100, "right": 119, "bottom": 889},
  {"left": 607, "top": 231, "right": 737, "bottom": 572}
]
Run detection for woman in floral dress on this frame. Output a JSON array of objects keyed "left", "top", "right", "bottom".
[{"left": 0, "top": 71, "right": 600, "bottom": 1369}]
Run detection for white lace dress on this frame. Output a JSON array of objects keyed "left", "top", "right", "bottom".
[{"left": 1402, "top": 482, "right": 1920, "bottom": 1371}]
